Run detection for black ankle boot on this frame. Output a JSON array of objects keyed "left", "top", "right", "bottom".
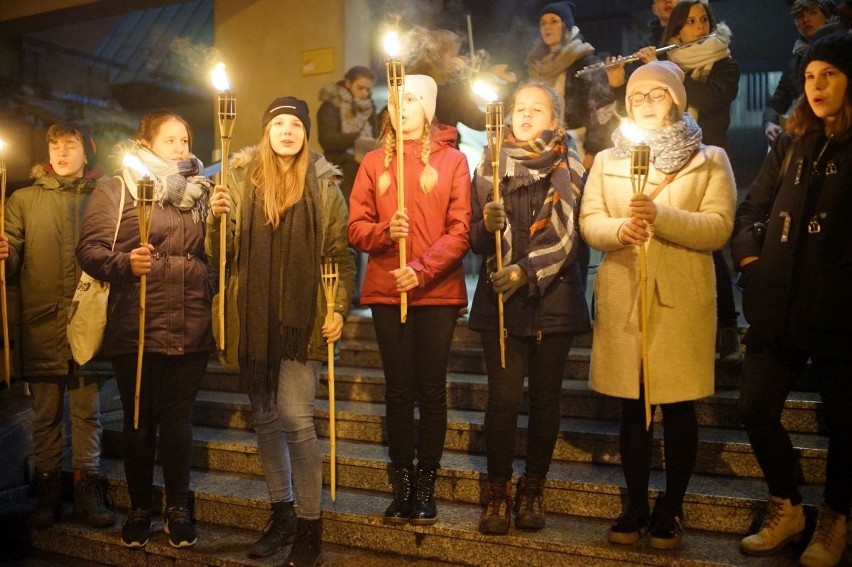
[
  {"left": 249, "top": 500, "right": 298, "bottom": 557},
  {"left": 409, "top": 463, "right": 438, "bottom": 525},
  {"left": 29, "top": 469, "right": 63, "bottom": 530},
  {"left": 383, "top": 464, "right": 414, "bottom": 525},
  {"left": 285, "top": 517, "right": 324, "bottom": 567},
  {"left": 73, "top": 472, "right": 115, "bottom": 527},
  {"left": 513, "top": 475, "right": 546, "bottom": 530}
]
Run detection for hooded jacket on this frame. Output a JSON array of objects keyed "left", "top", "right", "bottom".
[
  {"left": 5, "top": 166, "right": 95, "bottom": 375},
  {"left": 349, "top": 123, "right": 470, "bottom": 307},
  {"left": 205, "top": 149, "right": 355, "bottom": 370}
]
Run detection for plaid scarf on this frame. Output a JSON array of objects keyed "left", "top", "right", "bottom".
[
  {"left": 476, "top": 127, "right": 584, "bottom": 293},
  {"left": 120, "top": 142, "right": 211, "bottom": 224},
  {"left": 237, "top": 164, "right": 320, "bottom": 404},
  {"left": 319, "top": 82, "right": 375, "bottom": 150},
  {"left": 611, "top": 113, "right": 703, "bottom": 174}
]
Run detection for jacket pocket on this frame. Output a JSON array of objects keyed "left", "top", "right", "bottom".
[{"left": 22, "top": 302, "right": 60, "bottom": 362}]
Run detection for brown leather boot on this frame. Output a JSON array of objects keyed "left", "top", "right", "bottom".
[{"left": 479, "top": 481, "right": 511, "bottom": 535}]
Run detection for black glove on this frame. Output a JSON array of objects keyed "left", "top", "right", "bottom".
[
  {"left": 483, "top": 201, "right": 506, "bottom": 233},
  {"left": 491, "top": 264, "right": 527, "bottom": 301}
]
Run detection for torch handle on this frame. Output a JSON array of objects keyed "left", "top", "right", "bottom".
[
  {"left": 0, "top": 165, "right": 9, "bottom": 386},
  {"left": 639, "top": 245, "right": 652, "bottom": 430},
  {"left": 492, "top": 160, "right": 506, "bottom": 368},
  {"left": 134, "top": 273, "right": 146, "bottom": 430},
  {"left": 395, "top": 108, "right": 407, "bottom": 324},
  {"left": 325, "top": 303, "right": 336, "bottom": 501},
  {"left": 218, "top": 136, "right": 231, "bottom": 353}
]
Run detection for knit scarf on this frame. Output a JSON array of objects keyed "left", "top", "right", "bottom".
[
  {"left": 526, "top": 27, "right": 596, "bottom": 86},
  {"left": 319, "top": 82, "right": 374, "bottom": 152},
  {"left": 611, "top": 113, "right": 703, "bottom": 174},
  {"left": 237, "top": 163, "right": 320, "bottom": 404},
  {"left": 120, "top": 143, "right": 211, "bottom": 224},
  {"left": 666, "top": 24, "right": 732, "bottom": 82},
  {"left": 476, "top": 127, "right": 582, "bottom": 293}
]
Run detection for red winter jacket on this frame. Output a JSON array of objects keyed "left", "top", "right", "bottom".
[{"left": 349, "top": 123, "right": 470, "bottom": 307}]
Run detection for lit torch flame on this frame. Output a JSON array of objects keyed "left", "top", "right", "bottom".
[
  {"left": 620, "top": 119, "right": 645, "bottom": 145},
  {"left": 383, "top": 31, "right": 401, "bottom": 58},
  {"left": 123, "top": 154, "right": 151, "bottom": 178},
  {"left": 472, "top": 80, "right": 499, "bottom": 103},
  {"left": 211, "top": 62, "right": 230, "bottom": 92}
]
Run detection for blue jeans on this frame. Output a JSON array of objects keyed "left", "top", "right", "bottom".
[
  {"left": 250, "top": 359, "right": 322, "bottom": 520},
  {"left": 29, "top": 372, "right": 103, "bottom": 474}
]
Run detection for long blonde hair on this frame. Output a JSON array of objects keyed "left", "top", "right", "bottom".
[
  {"left": 250, "top": 123, "right": 311, "bottom": 228},
  {"left": 376, "top": 113, "right": 438, "bottom": 195}
]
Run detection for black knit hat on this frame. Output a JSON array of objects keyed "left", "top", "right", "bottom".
[
  {"left": 802, "top": 31, "right": 852, "bottom": 100},
  {"left": 261, "top": 96, "right": 311, "bottom": 138},
  {"left": 539, "top": 1, "right": 576, "bottom": 29}
]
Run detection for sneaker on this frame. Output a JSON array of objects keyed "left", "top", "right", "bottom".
[
  {"left": 648, "top": 507, "right": 684, "bottom": 550},
  {"left": 163, "top": 506, "right": 197, "bottom": 548},
  {"left": 740, "top": 496, "right": 805, "bottom": 556},
  {"left": 799, "top": 505, "right": 847, "bottom": 567},
  {"left": 121, "top": 508, "right": 152, "bottom": 548},
  {"left": 609, "top": 506, "right": 650, "bottom": 545}
]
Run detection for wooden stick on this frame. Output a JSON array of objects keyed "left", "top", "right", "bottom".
[
  {"left": 386, "top": 58, "right": 407, "bottom": 323},
  {"left": 0, "top": 154, "right": 10, "bottom": 387},
  {"left": 320, "top": 257, "right": 339, "bottom": 501},
  {"left": 486, "top": 103, "right": 506, "bottom": 368},
  {"left": 629, "top": 145, "right": 653, "bottom": 430},
  {"left": 216, "top": 92, "right": 236, "bottom": 352},
  {"left": 134, "top": 178, "right": 155, "bottom": 430}
]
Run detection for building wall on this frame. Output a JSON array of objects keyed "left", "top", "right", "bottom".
[{"left": 213, "top": 0, "right": 347, "bottom": 152}]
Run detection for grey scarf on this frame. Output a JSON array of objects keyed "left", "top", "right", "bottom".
[{"left": 611, "top": 113, "right": 703, "bottom": 174}]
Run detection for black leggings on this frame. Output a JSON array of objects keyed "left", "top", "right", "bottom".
[
  {"left": 112, "top": 352, "right": 207, "bottom": 510},
  {"left": 620, "top": 394, "right": 698, "bottom": 517},
  {"left": 371, "top": 304, "right": 459, "bottom": 468}
]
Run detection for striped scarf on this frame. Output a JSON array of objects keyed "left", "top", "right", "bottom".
[{"left": 476, "top": 127, "right": 585, "bottom": 293}]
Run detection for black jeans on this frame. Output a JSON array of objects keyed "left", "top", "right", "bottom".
[
  {"left": 482, "top": 331, "right": 573, "bottom": 484},
  {"left": 371, "top": 304, "right": 459, "bottom": 468},
  {"left": 620, "top": 394, "right": 697, "bottom": 517},
  {"left": 739, "top": 342, "right": 852, "bottom": 515},
  {"left": 112, "top": 352, "right": 207, "bottom": 510}
]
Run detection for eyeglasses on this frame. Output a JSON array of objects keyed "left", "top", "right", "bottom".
[{"left": 628, "top": 88, "right": 669, "bottom": 106}]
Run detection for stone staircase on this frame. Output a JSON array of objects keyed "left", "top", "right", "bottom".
[{"left": 25, "top": 309, "right": 845, "bottom": 566}]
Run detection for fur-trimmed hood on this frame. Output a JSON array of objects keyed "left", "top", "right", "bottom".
[{"left": 28, "top": 163, "right": 97, "bottom": 192}]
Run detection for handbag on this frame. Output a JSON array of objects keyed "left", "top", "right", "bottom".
[{"left": 67, "top": 180, "right": 126, "bottom": 365}]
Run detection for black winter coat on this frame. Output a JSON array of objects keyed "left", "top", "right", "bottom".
[
  {"left": 731, "top": 131, "right": 852, "bottom": 358},
  {"left": 683, "top": 56, "right": 740, "bottom": 150}
]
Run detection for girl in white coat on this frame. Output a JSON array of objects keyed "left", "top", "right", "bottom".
[{"left": 580, "top": 60, "right": 736, "bottom": 550}]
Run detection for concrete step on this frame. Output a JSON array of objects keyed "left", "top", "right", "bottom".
[
  {"left": 100, "top": 424, "right": 823, "bottom": 536},
  {"left": 85, "top": 457, "right": 808, "bottom": 566},
  {"left": 188, "top": 391, "right": 828, "bottom": 484},
  {"left": 200, "top": 369, "right": 823, "bottom": 435}
]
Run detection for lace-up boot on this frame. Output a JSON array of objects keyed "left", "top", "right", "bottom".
[
  {"left": 479, "top": 481, "right": 512, "bottom": 535},
  {"left": 409, "top": 463, "right": 438, "bottom": 525},
  {"left": 740, "top": 496, "right": 805, "bottom": 555},
  {"left": 29, "top": 469, "right": 63, "bottom": 529},
  {"left": 285, "top": 517, "right": 324, "bottom": 567},
  {"left": 73, "top": 472, "right": 115, "bottom": 527},
  {"left": 513, "top": 475, "right": 546, "bottom": 530},
  {"left": 249, "top": 500, "right": 298, "bottom": 557},
  {"left": 799, "top": 505, "right": 847, "bottom": 567},
  {"left": 383, "top": 464, "right": 415, "bottom": 525}
]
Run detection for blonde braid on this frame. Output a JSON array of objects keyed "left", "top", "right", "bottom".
[
  {"left": 377, "top": 128, "right": 394, "bottom": 195},
  {"left": 419, "top": 124, "right": 437, "bottom": 194}
]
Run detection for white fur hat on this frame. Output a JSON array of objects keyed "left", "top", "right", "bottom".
[{"left": 404, "top": 74, "right": 438, "bottom": 123}]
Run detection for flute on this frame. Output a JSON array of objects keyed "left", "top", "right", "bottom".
[{"left": 575, "top": 32, "right": 717, "bottom": 77}]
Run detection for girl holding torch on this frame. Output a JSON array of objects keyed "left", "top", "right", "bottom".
[
  {"left": 471, "top": 81, "right": 589, "bottom": 536},
  {"left": 580, "top": 61, "right": 735, "bottom": 550},
  {"left": 349, "top": 74, "right": 470, "bottom": 526},
  {"left": 76, "top": 111, "right": 213, "bottom": 549},
  {"left": 207, "top": 97, "right": 354, "bottom": 566}
]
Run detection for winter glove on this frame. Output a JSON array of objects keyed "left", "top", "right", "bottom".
[
  {"left": 483, "top": 201, "right": 506, "bottom": 233},
  {"left": 491, "top": 264, "right": 527, "bottom": 301}
]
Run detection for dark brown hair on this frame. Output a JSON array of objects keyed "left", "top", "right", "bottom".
[
  {"left": 786, "top": 93, "right": 852, "bottom": 141},
  {"left": 663, "top": 1, "right": 718, "bottom": 46},
  {"left": 134, "top": 110, "right": 193, "bottom": 150}
]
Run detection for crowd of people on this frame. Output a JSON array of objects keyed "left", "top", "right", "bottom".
[{"left": 2, "top": 1, "right": 851, "bottom": 566}]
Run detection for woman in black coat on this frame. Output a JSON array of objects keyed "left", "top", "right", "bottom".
[{"left": 733, "top": 32, "right": 852, "bottom": 567}]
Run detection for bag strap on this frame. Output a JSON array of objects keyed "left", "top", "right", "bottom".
[
  {"left": 112, "top": 177, "right": 127, "bottom": 251},
  {"left": 646, "top": 172, "right": 679, "bottom": 202}
]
